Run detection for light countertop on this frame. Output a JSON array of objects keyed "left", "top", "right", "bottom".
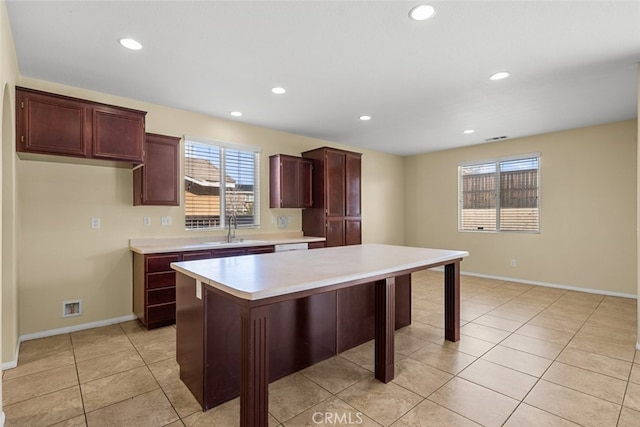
[
  {"left": 129, "top": 233, "right": 325, "bottom": 254},
  {"left": 171, "top": 243, "right": 469, "bottom": 301}
]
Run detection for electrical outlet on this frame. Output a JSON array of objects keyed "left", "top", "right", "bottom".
[
  {"left": 510, "top": 259, "right": 517, "bottom": 267},
  {"left": 161, "top": 216, "right": 171, "bottom": 226},
  {"left": 143, "top": 216, "right": 151, "bottom": 226},
  {"left": 277, "top": 216, "right": 290, "bottom": 229},
  {"left": 90, "top": 217, "right": 101, "bottom": 229}
]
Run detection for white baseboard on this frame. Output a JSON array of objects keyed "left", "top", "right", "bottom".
[
  {"left": 2, "top": 314, "right": 136, "bottom": 370},
  {"left": 430, "top": 268, "right": 638, "bottom": 299},
  {"left": 19, "top": 314, "right": 137, "bottom": 342},
  {"left": 636, "top": 342, "right": 640, "bottom": 351},
  {"left": 0, "top": 411, "right": 5, "bottom": 427},
  {"left": 1, "top": 340, "right": 20, "bottom": 371}
]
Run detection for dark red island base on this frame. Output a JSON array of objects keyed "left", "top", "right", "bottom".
[{"left": 172, "top": 244, "right": 467, "bottom": 427}]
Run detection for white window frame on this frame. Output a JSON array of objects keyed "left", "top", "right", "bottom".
[
  {"left": 184, "top": 136, "right": 261, "bottom": 231},
  {"left": 458, "top": 153, "right": 540, "bottom": 233}
]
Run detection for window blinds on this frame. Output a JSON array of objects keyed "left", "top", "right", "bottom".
[{"left": 184, "top": 138, "right": 261, "bottom": 230}]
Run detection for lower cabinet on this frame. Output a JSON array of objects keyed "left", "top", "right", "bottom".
[
  {"left": 133, "top": 252, "right": 180, "bottom": 329},
  {"left": 325, "top": 218, "right": 361, "bottom": 247},
  {"left": 176, "top": 272, "right": 413, "bottom": 409},
  {"left": 133, "top": 245, "right": 276, "bottom": 329}
]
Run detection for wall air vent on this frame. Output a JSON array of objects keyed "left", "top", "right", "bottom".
[{"left": 484, "top": 136, "right": 508, "bottom": 142}]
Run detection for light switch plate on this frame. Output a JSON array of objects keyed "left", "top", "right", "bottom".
[
  {"left": 161, "top": 216, "right": 171, "bottom": 226},
  {"left": 143, "top": 216, "right": 151, "bottom": 226}
]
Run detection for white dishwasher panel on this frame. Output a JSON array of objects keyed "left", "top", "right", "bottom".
[{"left": 274, "top": 243, "right": 309, "bottom": 252}]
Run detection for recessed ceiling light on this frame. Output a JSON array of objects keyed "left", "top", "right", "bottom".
[
  {"left": 489, "top": 71, "right": 510, "bottom": 81},
  {"left": 119, "top": 38, "right": 142, "bottom": 50},
  {"left": 271, "top": 87, "right": 286, "bottom": 95},
  {"left": 463, "top": 129, "right": 475, "bottom": 134},
  {"left": 230, "top": 111, "right": 243, "bottom": 117},
  {"left": 359, "top": 115, "right": 372, "bottom": 121},
  {"left": 409, "top": 5, "right": 436, "bottom": 21}
]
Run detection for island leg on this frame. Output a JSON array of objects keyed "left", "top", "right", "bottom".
[
  {"left": 240, "top": 305, "right": 270, "bottom": 427},
  {"left": 374, "top": 277, "right": 395, "bottom": 383},
  {"left": 444, "top": 261, "right": 461, "bottom": 342}
]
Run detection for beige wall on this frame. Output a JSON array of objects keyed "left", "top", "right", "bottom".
[
  {"left": 13, "top": 77, "right": 405, "bottom": 340},
  {"left": 1, "top": 0, "right": 20, "bottom": 416},
  {"left": 405, "top": 120, "right": 638, "bottom": 296}
]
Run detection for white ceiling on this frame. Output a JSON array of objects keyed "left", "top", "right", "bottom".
[{"left": 6, "top": 1, "right": 640, "bottom": 156}]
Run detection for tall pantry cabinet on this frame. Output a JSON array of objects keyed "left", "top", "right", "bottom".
[{"left": 302, "top": 147, "right": 362, "bottom": 246}]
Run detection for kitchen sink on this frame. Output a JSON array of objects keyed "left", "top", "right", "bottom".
[{"left": 202, "top": 239, "right": 268, "bottom": 246}]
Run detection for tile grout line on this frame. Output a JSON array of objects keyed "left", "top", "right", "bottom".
[
  {"left": 417, "top": 278, "right": 604, "bottom": 426},
  {"left": 69, "top": 331, "right": 91, "bottom": 427},
  {"left": 505, "top": 295, "right": 616, "bottom": 427}
]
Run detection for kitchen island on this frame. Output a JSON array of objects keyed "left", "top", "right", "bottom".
[{"left": 172, "top": 243, "right": 468, "bottom": 427}]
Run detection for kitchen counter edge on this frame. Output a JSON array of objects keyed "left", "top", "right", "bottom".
[{"left": 129, "top": 236, "right": 326, "bottom": 254}]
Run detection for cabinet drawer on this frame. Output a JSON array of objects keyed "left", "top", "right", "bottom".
[
  {"left": 146, "top": 303, "right": 176, "bottom": 323},
  {"left": 147, "top": 287, "right": 176, "bottom": 305},
  {"left": 247, "top": 246, "right": 275, "bottom": 255},
  {"left": 182, "top": 251, "right": 212, "bottom": 261},
  {"left": 147, "top": 272, "right": 176, "bottom": 289},
  {"left": 210, "top": 248, "right": 246, "bottom": 258},
  {"left": 146, "top": 254, "right": 180, "bottom": 273}
]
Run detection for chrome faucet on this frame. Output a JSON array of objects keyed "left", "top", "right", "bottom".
[{"left": 227, "top": 214, "right": 237, "bottom": 243}]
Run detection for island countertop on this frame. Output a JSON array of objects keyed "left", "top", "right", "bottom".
[{"left": 171, "top": 243, "right": 469, "bottom": 301}]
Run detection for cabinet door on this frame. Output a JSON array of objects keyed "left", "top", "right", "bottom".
[
  {"left": 92, "top": 105, "right": 145, "bottom": 162},
  {"left": 280, "top": 156, "right": 299, "bottom": 208},
  {"left": 326, "top": 219, "right": 345, "bottom": 247},
  {"left": 345, "top": 153, "right": 362, "bottom": 217},
  {"left": 325, "top": 150, "right": 345, "bottom": 217},
  {"left": 298, "top": 159, "right": 313, "bottom": 208},
  {"left": 270, "top": 155, "right": 313, "bottom": 208},
  {"left": 345, "top": 219, "right": 361, "bottom": 246},
  {"left": 17, "top": 88, "right": 90, "bottom": 157},
  {"left": 134, "top": 133, "right": 180, "bottom": 206}
]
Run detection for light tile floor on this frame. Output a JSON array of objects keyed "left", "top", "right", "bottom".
[{"left": 3, "top": 270, "right": 639, "bottom": 426}]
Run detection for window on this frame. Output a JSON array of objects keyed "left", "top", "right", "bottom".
[
  {"left": 459, "top": 155, "right": 539, "bottom": 232},
  {"left": 184, "top": 137, "right": 261, "bottom": 230}
]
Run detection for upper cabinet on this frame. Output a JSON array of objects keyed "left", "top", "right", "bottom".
[
  {"left": 269, "top": 154, "right": 313, "bottom": 208},
  {"left": 16, "top": 87, "right": 146, "bottom": 163},
  {"left": 133, "top": 133, "right": 180, "bottom": 206}
]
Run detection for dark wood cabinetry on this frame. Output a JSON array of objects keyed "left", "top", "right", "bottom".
[
  {"left": 269, "top": 154, "right": 313, "bottom": 208},
  {"left": 302, "top": 147, "right": 362, "bottom": 246},
  {"left": 302, "top": 147, "right": 409, "bottom": 353},
  {"left": 133, "top": 245, "right": 275, "bottom": 329},
  {"left": 16, "top": 87, "right": 146, "bottom": 163},
  {"left": 133, "top": 133, "right": 180, "bottom": 206},
  {"left": 134, "top": 252, "right": 180, "bottom": 329}
]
